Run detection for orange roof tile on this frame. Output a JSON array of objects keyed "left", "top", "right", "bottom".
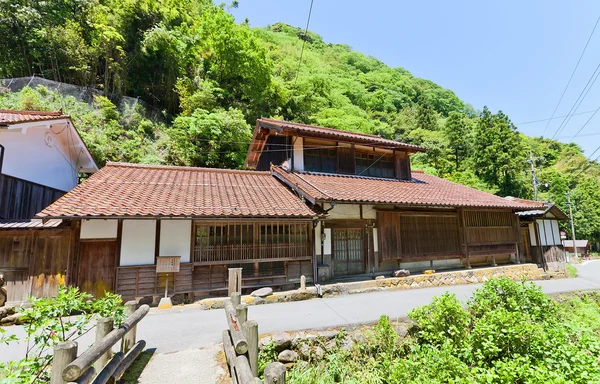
[
  {"left": 0, "top": 110, "right": 67, "bottom": 124},
  {"left": 272, "top": 167, "right": 544, "bottom": 210},
  {"left": 37, "top": 163, "right": 316, "bottom": 219}
]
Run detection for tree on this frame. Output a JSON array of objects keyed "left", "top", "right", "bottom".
[
  {"left": 444, "top": 112, "right": 471, "bottom": 170},
  {"left": 416, "top": 101, "right": 438, "bottom": 131},
  {"left": 472, "top": 107, "right": 524, "bottom": 196}
]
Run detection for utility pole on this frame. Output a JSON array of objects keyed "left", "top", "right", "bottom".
[
  {"left": 525, "top": 151, "right": 544, "bottom": 201},
  {"left": 567, "top": 190, "right": 578, "bottom": 259}
]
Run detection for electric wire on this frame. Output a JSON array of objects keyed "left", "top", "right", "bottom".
[{"left": 293, "top": 0, "right": 315, "bottom": 86}]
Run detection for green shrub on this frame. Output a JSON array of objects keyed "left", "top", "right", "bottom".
[{"left": 408, "top": 292, "right": 470, "bottom": 348}]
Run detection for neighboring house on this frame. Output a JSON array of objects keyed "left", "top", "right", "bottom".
[
  {"left": 562, "top": 240, "right": 590, "bottom": 257},
  {"left": 0, "top": 110, "right": 97, "bottom": 221},
  {"left": 0, "top": 110, "right": 97, "bottom": 303},
  {"left": 35, "top": 119, "right": 541, "bottom": 301},
  {"left": 507, "top": 197, "right": 568, "bottom": 265}
]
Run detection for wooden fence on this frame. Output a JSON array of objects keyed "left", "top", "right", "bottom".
[
  {"left": 223, "top": 292, "right": 286, "bottom": 384},
  {"left": 51, "top": 301, "right": 149, "bottom": 384}
]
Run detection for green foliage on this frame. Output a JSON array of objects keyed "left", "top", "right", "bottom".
[
  {"left": 0, "top": 285, "right": 125, "bottom": 383},
  {"left": 264, "top": 279, "right": 600, "bottom": 383}
]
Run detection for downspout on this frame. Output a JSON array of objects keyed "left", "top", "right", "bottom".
[{"left": 312, "top": 219, "right": 318, "bottom": 285}]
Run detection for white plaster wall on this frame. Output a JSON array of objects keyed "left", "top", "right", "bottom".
[
  {"left": 324, "top": 228, "right": 332, "bottom": 255},
  {"left": 159, "top": 220, "right": 191, "bottom": 262},
  {"left": 120, "top": 220, "right": 156, "bottom": 266},
  {"left": 80, "top": 219, "right": 118, "bottom": 239},
  {"left": 373, "top": 228, "right": 379, "bottom": 252},
  {"left": 544, "top": 221, "right": 554, "bottom": 245},
  {"left": 537, "top": 220, "right": 549, "bottom": 246},
  {"left": 315, "top": 221, "right": 322, "bottom": 256},
  {"left": 293, "top": 136, "right": 304, "bottom": 172},
  {"left": 529, "top": 223, "right": 537, "bottom": 246},
  {"left": 551, "top": 220, "right": 561, "bottom": 245},
  {"left": 327, "top": 204, "right": 361, "bottom": 219},
  {"left": 0, "top": 122, "right": 79, "bottom": 191},
  {"left": 362, "top": 205, "right": 377, "bottom": 220}
]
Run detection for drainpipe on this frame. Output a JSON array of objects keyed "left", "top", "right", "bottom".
[{"left": 312, "top": 219, "right": 318, "bottom": 285}]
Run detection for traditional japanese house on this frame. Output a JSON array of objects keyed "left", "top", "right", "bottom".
[
  {"left": 506, "top": 197, "right": 568, "bottom": 265},
  {"left": 246, "top": 119, "right": 542, "bottom": 280},
  {"left": 37, "top": 163, "right": 317, "bottom": 299},
  {"left": 0, "top": 110, "right": 97, "bottom": 303}
]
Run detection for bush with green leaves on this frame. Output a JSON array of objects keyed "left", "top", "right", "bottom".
[
  {"left": 0, "top": 285, "right": 125, "bottom": 383},
  {"left": 260, "top": 278, "right": 600, "bottom": 383}
]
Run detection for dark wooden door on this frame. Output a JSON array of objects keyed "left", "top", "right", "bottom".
[
  {"left": 30, "top": 230, "right": 71, "bottom": 298},
  {"left": 333, "top": 229, "right": 365, "bottom": 276},
  {"left": 520, "top": 228, "right": 533, "bottom": 263},
  {"left": 77, "top": 240, "right": 117, "bottom": 298}
]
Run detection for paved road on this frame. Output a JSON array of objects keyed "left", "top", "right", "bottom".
[{"left": 2, "top": 261, "right": 600, "bottom": 362}]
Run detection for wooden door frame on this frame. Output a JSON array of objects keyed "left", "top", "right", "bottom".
[
  {"left": 331, "top": 227, "right": 366, "bottom": 277},
  {"left": 77, "top": 239, "right": 118, "bottom": 295}
]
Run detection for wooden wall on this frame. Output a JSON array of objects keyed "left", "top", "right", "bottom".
[
  {"left": 0, "top": 173, "right": 65, "bottom": 221},
  {"left": 0, "top": 228, "right": 72, "bottom": 302}
]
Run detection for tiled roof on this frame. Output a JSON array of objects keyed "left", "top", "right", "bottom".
[
  {"left": 272, "top": 167, "right": 544, "bottom": 210},
  {"left": 257, "top": 118, "right": 426, "bottom": 152},
  {"left": 0, "top": 110, "right": 67, "bottom": 124},
  {"left": 37, "top": 162, "right": 316, "bottom": 219},
  {"left": 506, "top": 197, "right": 569, "bottom": 220}
]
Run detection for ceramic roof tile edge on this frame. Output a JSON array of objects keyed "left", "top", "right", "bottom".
[
  {"left": 506, "top": 196, "right": 569, "bottom": 220},
  {"left": 104, "top": 161, "right": 272, "bottom": 175},
  {"left": 0, "top": 109, "right": 69, "bottom": 124},
  {"left": 271, "top": 166, "right": 543, "bottom": 210},
  {"left": 257, "top": 118, "right": 427, "bottom": 151}
]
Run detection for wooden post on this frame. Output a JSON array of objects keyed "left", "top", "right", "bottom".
[
  {"left": 264, "top": 362, "right": 286, "bottom": 384},
  {"left": 224, "top": 301, "right": 248, "bottom": 355},
  {"left": 243, "top": 320, "right": 259, "bottom": 377},
  {"left": 231, "top": 292, "right": 241, "bottom": 307},
  {"left": 121, "top": 301, "right": 137, "bottom": 353},
  {"left": 234, "top": 355, "right": 255, "bottom": 384},
  {"left": 459, "top": 209, "right": 471, "bottom": 269},
  {"left": 236, "top": 304, "right": 247, "bottom": 325},
  {"left": 300, "top": 275, "right": 306, "bottom": 291},
  {"left": 228, "top": 268, "right": 242, "bottom": 296},
  {"left": 63, "top": 305, "right": 149, "bottom": 382},
  {"left": 110, "top": 341, "right": 146, "bottom": 382},
  {"left": 93, "top": 351, "right": 124, "bottom": 384},
  {"left": 95, "top": 317, "right": 114, "bottom": 370},
  {"left": 51, "top": 341, "right": 77, "bottom": 384}
]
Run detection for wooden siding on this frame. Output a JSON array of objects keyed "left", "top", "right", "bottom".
[
  {"left": 255, "top": 135, "right": 291, "bottom": 171},
  {"left": 0, "top": 173, "right": 65, "bottom": 221},
  {"left": 0, "top": 228, "right": 71, "bottom": 302},
  {"left": 377, "top": 209, "right": 518, "bottom": 261},
  {"left": 115, "top": 263, "right": 193, "bottom": 299}
]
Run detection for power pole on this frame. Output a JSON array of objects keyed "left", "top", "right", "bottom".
[
  {"left": 567, "top": 190, "right": 578, "bottom": 259},
  {"left": 525, "top": 151, "right": 544, "bottom": 201}
]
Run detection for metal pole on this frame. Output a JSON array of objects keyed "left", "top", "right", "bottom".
[
  {"left": 567, "top": 190, "right": 579, "bottom": 259},
  {"left": 165, "top": 273, "right": 169, "bottom": 298}
]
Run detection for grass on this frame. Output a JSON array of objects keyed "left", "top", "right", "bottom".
[
  {"left": 567, "top": 263, "right": 578, "bottom": 277},
  {"left": 118, "top": 349, "right": 155, "bottom": 383}
]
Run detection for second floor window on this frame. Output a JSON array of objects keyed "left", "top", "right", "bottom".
[
  {"left": 304, "top": 146, "right": 337, "bottom": 173},
  {"left": 356, "top": 153, "right": 394, "bottom": 178}
]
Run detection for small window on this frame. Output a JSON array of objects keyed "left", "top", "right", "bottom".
[{"left": 356, "top": 152, "right": 394, "bottom": 178}]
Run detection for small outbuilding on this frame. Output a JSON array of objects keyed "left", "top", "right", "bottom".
[{"left": 562, "top": 240, "right": 590, "bottom": 258}]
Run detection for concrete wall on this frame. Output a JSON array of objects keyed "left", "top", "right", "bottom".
[
  {"left": 159, "top": 220, "right": 192, "bottom": 263},
  {"left": 120, "top": 220, "right": 156, "bottom": 266},
  {"left": 0, "top": 121, "right": 85, "bottom": 191},
  {"left": 80, "top": 219, "right": 118, "bottom": 239},
  {"left": 293, "top": 136, "right": 304, "bottom": 172}
]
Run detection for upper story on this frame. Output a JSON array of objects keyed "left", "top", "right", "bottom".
[
  {"left": 244, "top": 119, "right": 426, "bottom": 180},
  {"left": 0, "top": 110, "right": 97, "bottom": 220}
]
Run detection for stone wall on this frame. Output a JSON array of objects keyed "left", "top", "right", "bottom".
[{"left": 198, "top": 263, "right": 546, "bottom": 309}]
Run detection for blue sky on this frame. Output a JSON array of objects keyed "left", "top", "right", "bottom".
[{"left": 230, "top": 1, "right": 600, "bottom": 156}]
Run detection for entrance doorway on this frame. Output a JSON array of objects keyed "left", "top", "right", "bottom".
[
  {"left": 332, "top": 229, "right": 365, "bottom": 276},
  {"left": 77, "top": 240, "right": 117, "bottom": 297}
]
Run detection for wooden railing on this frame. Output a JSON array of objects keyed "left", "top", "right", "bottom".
[
  {"left": 51, "top": 301, "right": 149, "bottom": 384},
  {"left": 223, "top": 293, "right": 285, "bottom": 384},
  {"left": 194, "top": 243, "right": 312, "bottom": 264}
]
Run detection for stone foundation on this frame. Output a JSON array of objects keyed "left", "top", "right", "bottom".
[{"left": 197, "top": 263, "right": 548, "bottom": 310}]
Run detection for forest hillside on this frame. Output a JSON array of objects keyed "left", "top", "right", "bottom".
[{"left": 1, "top": 0, "right": 599, "bottom": 244}]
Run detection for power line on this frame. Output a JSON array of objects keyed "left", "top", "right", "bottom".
[
  {"left": 541, "top": 15, "right": 600, "bottom": 137},
  {"left": 568, "top": 104, "right": 600, "bottom": 142},
  {"left": 516, "top": 109, "right": 596, "bottom": 125},
  {"left": 293, "top": 0, "right": 315, "bottom": 85},
  {"left": 551, "top": 62, "right": 600, "bottom": 140}
]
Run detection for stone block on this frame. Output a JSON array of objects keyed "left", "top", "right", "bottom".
[
  {"left": 251, "top": 287, "right": 273, "bottom": 298},
  {"left": 278, "top": 349, "right": 298, "bottom": 363}
]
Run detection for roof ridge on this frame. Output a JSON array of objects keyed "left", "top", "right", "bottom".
[
  {"left": 259, "top": 118, "right": 384, "bottom": 139},
  {"left": 0, "top": 109, "right": 63, "bottom": 116},
  {"left": 105, "top": 162, "right": 272, "bottom": 175}
]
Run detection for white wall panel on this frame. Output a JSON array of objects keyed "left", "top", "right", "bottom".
[
  {"left": 80, "top": 219, "right": 118, "bottom": 239},
  {"left": 120, "top": 220, "right": 156, "bottom": 266},
  {"left": 159, "top": 220, "right": 191, "bottom": 262}
]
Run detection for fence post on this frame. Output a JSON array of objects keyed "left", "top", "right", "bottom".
[
  {"left": 95, "top": 317, "right": 114, "bottom": 370},
  {"left": 264, "top": 362, "right": 286, "bottom": 384},
  {"left": 243, "top": 320, "right": 259, "bottom": 377},
  {"left": 300, "top": 275, "right": 306, "bottom": 291},
  {"left": 51, "top": 341, "right": 77, "bottom": 384},
  {"left": 121, "top": 301, "right": 137, "bottom": 353},
  {"left": 228, "top": 268, "right": 242, "bottom": 296},
  {"left": 231, "top": 292, "right": 241, "bottom": 307},
  {"left": 236, "top": 304, "right": 247, "bottom": 325}
]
